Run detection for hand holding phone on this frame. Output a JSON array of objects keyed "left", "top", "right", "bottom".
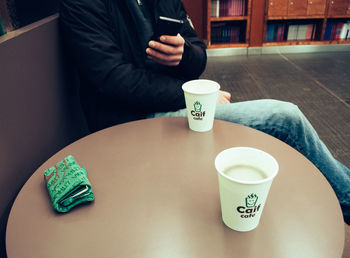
[
  {"left": 146, "top": 34, "right": 185, "bottom": 66},
  {"left": 152, "top": 16, "right": 184, "bottom": 40},
  {"left": 147, "top": 16, "right": 185, "bottom": 66}
]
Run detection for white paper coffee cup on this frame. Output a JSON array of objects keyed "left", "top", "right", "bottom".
[
  {"left": 182, "top": 79, "right": 220, "bottom": 132},
  {"left": 215, "top": 147, "right": 279, "bottom": 231}
]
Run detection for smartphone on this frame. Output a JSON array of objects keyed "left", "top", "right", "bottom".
[{"left": 152, "top": 16, "right": 184, "bottom": 40}]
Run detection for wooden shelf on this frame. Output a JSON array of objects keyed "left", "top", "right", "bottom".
[
  {"left": 327, "top": 15, "right": 350, "bottom": 19},
  {"left": 263, "top": 40, "right": 328, "bottom": 46},
  {"left": 210, "top": 16, "right": 248, "bottom": 22},
  {"left": 267, "top": 16, "right": 325, "bottom": 20},
  {"left": 263, "top": 40, "right": 350, "bottom": 46},
  {"left": 207, "top": 0, "right": 251, "bottom": 48},
  {"left": 207, "top": 43, "right": 249, "bottom": 48},
  {"left": 327, "top": 40, "right": 350, "bottom": 44},
  {"left": 205, "top": 0, "right": 350, "bottom": 49}
]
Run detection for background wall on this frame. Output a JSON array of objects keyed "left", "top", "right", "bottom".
[
  {"left": 182, "top": 0, "right": 206, "bottom": 40},
  {"left": 0, "top": 0, "right": 58, "bottom": 30},
  {"left": 0, "top": 15, "right": 88, "bottom": 256}
]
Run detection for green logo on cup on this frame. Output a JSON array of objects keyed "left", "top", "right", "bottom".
[
  {"left": 245, "top": 193, "right": 258, "bottom": 208},
  {"left": 194, "top": 101, "right": 202, "bottom": 112},
  {"left": 237, "top": 193, "right": 261, "bottom": 218},
  {"left": 191, "top": 101, "right": 205, "bottom": 120}
]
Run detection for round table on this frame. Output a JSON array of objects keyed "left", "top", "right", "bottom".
[{"left": 6, "top": 117, "right": 345, "bottom": 258}]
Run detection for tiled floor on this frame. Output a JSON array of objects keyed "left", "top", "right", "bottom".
[{"left": 201, "top": 52, "right": 350, "bottom": 257}]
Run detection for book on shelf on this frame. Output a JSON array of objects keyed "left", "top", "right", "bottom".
[
  {"left": 276, "top": 24, "right": 285, "bottom": 41},
  {"left": 265, "top": 23, "right": 285, "bottom": 42},
  {"left": 340, "top": 22, "right": 350, "bottom": 40},
  {"left": 287, "top": 23, "right": 316, "bottom": 41},
  {"left": 211, "top": 22, "right": 242, "bottom": 43},
  {"left": 287, "top": 25, "right": 298, "bottom": 41},
  {"left": 305, "top": 24, "right": 315, "bottom": 41},
  {"left": 296, "top": 24, "right": 315, "bottom": 40},
  {"left": 265, "top": 24, "right": 274, "bottom": 41},
  {"left": 266, "top": 23, "right": 316, "bottom": 42},
  {"left": 211, "top": 0, "right": 220, "bottom": 17},
  {"left": 296, "top": 25, "right": 308, "bottom": 40},
  {"left": 332, "top": 22, "right": 343, "bottom": 40},
  {"left": 324, "top": 21, "right": 350, "bottom": 40},
  {"left": 324, "top": 21, "right": 333, "bottom": 40},
  {"left": 211, "top": 0, "right": 246, "bottom": 17}
]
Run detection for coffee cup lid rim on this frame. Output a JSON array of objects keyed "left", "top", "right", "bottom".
[{"left": 182, "top": 79, "right": 220, "bottom": 95}]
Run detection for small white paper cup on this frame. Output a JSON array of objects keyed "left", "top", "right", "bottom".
[
  {"left": 182, "top": 79, "right": 220, "bottom": 132},
  {"left": 215, "top": 147, "right": 279, "bottom": 231}
]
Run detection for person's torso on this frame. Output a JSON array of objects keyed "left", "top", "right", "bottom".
[{"left": 105, "top": 0, "right": 183, "bottom": 68}]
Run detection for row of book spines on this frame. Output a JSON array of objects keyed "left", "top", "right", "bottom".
[
  {"left": 266, "top": 23, "right": 317, "bottom": 42},
  {"left": 211, "top": 23, "right": 242, "bottom": 43},
  {"left": 324, "top": 21, "right": 350, "bottom": 40},
  {"left": 211, "top": 0, "right": 246, "bottom": 17},
  {"left": 266, "top": 24, "right": 286, "bottom": 41}
]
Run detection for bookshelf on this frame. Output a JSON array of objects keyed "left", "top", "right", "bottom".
[
  {"left": 263, "top": 0, "right": 350, "bottom": 46},
  {"left": 207, "top": 0, "right": 252, "bottom": 48},
  {"left": 205, "top": 0, "right": 350, "bottom": 49}
]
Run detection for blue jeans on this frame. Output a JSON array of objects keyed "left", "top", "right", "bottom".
[{"left": 150, "top": 99, "right": 350, "bottom": 222}]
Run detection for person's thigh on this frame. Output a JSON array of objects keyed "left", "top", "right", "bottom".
[
  {"left": 213, "top": 99, "right": 302, "bottom": 137},
  {"left": 152, "top": 99, "right": 300, "bottom": 137}
]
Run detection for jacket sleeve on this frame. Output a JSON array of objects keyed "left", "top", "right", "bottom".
[{"left": 59, "top": 0, "right": 206, "bottom": 113}]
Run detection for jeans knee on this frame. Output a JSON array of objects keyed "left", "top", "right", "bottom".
[{"left": 269, "top": 100, "right": 303, "bottom": 127}]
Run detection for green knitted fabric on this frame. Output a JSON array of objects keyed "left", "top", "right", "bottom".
[{"left": 44, "top": 155, "right": 94, "bottom": 213}]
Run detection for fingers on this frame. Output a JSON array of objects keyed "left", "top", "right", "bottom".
[
  {"left": 146, "top": 34, "right": 185, "bottom": 66},
  {"left": 217, "top": 90, "right": 231, "bottom": 104},
  {"left": 147, "top": 54, "right": 182, "bottom": 66},
  {"left": 159, "top": 34, "right": 185, "bottom": 46},
  {"left": 217, "top": 96, "right": 230, "bottom": 104},
  {"left": 146, "top": 47, "right": 183, "bottom": 66},
  {"left": 220, "top": 90, "right": 231, "bottom": 101}
]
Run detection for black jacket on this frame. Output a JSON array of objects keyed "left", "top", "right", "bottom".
[{"left": 59, "top": 0, "right": 207, "bottom": 132}]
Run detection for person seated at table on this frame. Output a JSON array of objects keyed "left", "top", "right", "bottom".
[{"left": 59, "top": 0, "right": 349, "bottom": 224}]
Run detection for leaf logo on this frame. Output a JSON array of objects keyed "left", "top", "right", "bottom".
[
  {"left": 245, "top": 193, "right": 258, "bottom": 208},
  {"left": 193, "top": 101, "right": 202, "bottom": 112}
]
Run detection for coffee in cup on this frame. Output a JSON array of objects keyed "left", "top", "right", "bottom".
[{"left": 215, "top": 147, "right": 279, "bottom": 231}]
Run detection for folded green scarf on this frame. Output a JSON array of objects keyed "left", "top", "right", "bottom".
[{"left": 44, "top": 155, "right": 94, "bottom": 213}]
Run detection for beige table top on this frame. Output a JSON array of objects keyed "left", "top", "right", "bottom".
[{"left": 6, "top": 117, "right": 344, "bottom": 258}]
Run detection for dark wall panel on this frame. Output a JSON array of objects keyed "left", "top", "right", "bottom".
[
  {"left": 182, "top": 0, "right": 205, "bottom": 40},
  {"left": 3, "top": 0, "right": 58, "bottom": 29},
  {"left": 0, "top": 15, "right": 88, "bottom": 256}
]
